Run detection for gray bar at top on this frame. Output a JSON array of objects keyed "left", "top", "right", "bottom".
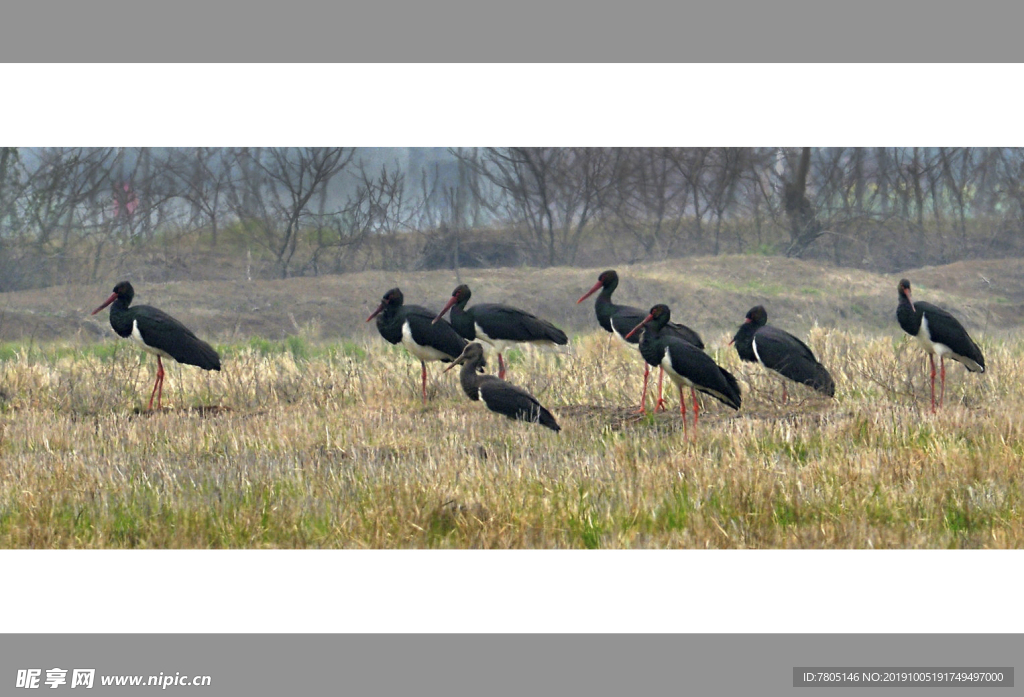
[
  {"left": 6, "top": 0, "right": 1024, "bottom": 62},
  {"left": 794, "top": 667, "right": 1013, "bottom": 688}
]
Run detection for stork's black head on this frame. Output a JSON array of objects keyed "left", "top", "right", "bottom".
[
  {"left": 897, "top": 279, "right": 915, "bottom": 312},
  {"left": 577, "top": 269, "right": 619, "bottom": 304},
  {"left": 91, "top": 280, "right": 134, "bottom": 315},
  {"left": 444, "top": 341, "right": 487, "bottom": 374},
  {"left": 434, "top": 284, "right": 472, "bottom": 324},
  {"left": 624, "top": 303, "right": 671, "bottom": 340},
  {"left": 366, "top": 287, "right": 404, "bottom": 321},
  {"left": 744, "top": 305, "right": 768, "bottom": 328},
  {"left": 647, "top": 303, "right": 671, "bottom": 328}
]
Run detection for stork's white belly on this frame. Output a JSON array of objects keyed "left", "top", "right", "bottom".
[
  {"left": 913, "top": 315, "right": 952, "bottom": 356},
  {"left": 401, "top": 321, "right": 452, "bottom": 362},
  {"left": 661, "top": 353, "right": 692, "bottom": 388},
  {"left": 130, "top": 320, "right": 173, "bottom": 359}
]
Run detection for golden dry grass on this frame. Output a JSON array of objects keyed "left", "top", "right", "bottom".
[{"left": 1, "top": 326, "right": 1021, "bottom": 548}]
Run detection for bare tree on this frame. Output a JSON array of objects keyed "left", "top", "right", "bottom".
[
  {"left": 456, "top": 147, "right": 614, "bottom": 266},
  {"left": 0, "top": 147, "right": 22, "bottom": 231},
  {"left": 782, "top": 147, "right": 824, "bottom": 257},
  {"left": 19, "top": 147, "right": 119, "bottom": 283},
  {"left": 606, "top": 148, "right": 688, "bottom": 258},
  {"left": 939, "top": 147, "right": 973, "bottom": 245},
  {"left": 706, "top": 148, "right": 746, "bottom": 255},
  {"left": 165, "top": 147, "right": 231, "bottom": 248},
  {"left": 225, "top": 147, "right": 355, "bottom": 278},
  {"left": 339, "top": 163, "right": 415, "bottom": 273}
]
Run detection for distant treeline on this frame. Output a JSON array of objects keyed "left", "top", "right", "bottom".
[{"left": 1, "top": 147, "right": 1023, "bottom": 291}]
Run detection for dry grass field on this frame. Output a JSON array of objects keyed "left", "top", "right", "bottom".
[{"left": 1, "top": 257, "right": 1022, "bottom": 548}]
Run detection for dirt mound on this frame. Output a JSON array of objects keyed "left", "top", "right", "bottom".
[{"left": 1, "top": 256, "right": 1019, "bottom": 345}]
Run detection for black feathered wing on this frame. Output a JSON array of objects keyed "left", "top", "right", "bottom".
[
  {"left": 472, "top": 303, "right": 568, "bottom": 345},
  {"left": 477, "top": 375, "right": 561, "bottom": 431},
  {"left": 663, "top": 336, "right": 741, "bottom": 410},
  {"left": 663, "top": 321, "right": 704, "bottom": 349},
  {"left": 914, "top": 301, "right": 985, "bottom": 372},
  {"left": 752, "top": 325, "right": 835, "bottom": 397},
  {"left": 133, "top": 305, "right": 220, "bottom": 371}
]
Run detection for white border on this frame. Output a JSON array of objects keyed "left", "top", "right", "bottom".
[
  {"left": 1, "top": 63, "right": 1022, "bottom": 635},
  {"left": 0, "top": 550, "right": 1022, "bottom": 633},
  {"left": 2, "top": 64, "right": 1023, "bottom": 146}
]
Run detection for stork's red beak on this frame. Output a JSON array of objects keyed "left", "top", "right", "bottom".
[
  {"left": 577, "top": 280, "right": 603, "bottom": 304},
  {"left": 624, "top": 313, "right": 655, "bottom": 340},
  {"left": 366, "top": 302, "right": 386, "bottom": 322},
  {"left": 903, "top": 287, "right": 915, "bottom": 313},
  {"left": 433, "top": 295, "right": 459, "bottom": 324},
  {"left": 91, "top": 292, "right": 118, "bottom": 315}
]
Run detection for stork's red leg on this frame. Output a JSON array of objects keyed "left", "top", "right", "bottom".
[
  {"left": 156, "top": 356, "right": 165, "bottom": 409},
  {"left": 147, "top": 361, "right": 160, "bottom": 410},
  {"left": 636, "top": 363, "right": 651, "bottom": 413},
  {"left": 421, "top": 360, "right": 428, "bottom": 404},
  {"left": 654, "top": 367, "right": 666, "bottom": 412},
  {"left": 929, "top": 353, "right": 936, "bottom": 413},
  {"left": 691, "top": 386, "right": 699, "bottom": 430},
  {"left": 679, "top": 384, "right": 688, "bottom": 438},
  {"left": 498, "top": 353, "right": 506, "bottom": 380},
  {"left": 940, "top": 356, "right": 946, "bottom": 408},
  {"left": 147, "top": 356, "right": 165, "bottom": 410}
]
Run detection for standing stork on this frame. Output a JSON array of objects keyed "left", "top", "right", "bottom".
[
  {"left": 577, "top": 270, "right": 703, "bottom": 412},
  {"left": 896, "top": 279, "right": 985, "bottom": 411},
  {"left": 367, "top": 287, "right": 467, "bottom": 404},
  {"left": 91, "top": 281, "right": 221, "bottom": 410},
  {"left": 433, "top": 283, "right": 568, "bottom": 379},
  {"left": 730, "top": 305, "right": 835, "bottom": 401},
  {"left": 626, "top": 304, "right": 740, "bottom": 436}
]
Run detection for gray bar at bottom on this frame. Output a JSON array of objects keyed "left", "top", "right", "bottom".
[{"left": 794, "top": 667, "right": 1013, "bottom": 687}]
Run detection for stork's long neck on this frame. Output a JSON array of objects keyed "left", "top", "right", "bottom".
[
  {"left": 459, "top": 356, "right": 487, "bottom": 400},
  {"left": 108, "top": 297, "right": 135, "bottom": 337},
  {"left": 897, "top": 291, "right": 921, "bottom": 333},
  {"left": 448, "top": 299, "right": 474, "bottom": 337},
  {"left": 898, "top": 291, "right": 915, "bottom": 312},
  {"left": 735, "top": 321, "right": 757, "bottom": 343},
  {"left": 637, "top": 322, "right": 665, "bottom": 365}
]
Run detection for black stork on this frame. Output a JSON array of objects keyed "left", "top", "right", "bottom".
[
  {"left": 896, "top": 279, "right": 985, "bottom": 412},
  {"left": 367, "top": 287, "right": 468, "bottom": 404},
  {"left": 433, "top": 283, "right": 568, "bottom": 379},
  {"left": 444, "top": 342, "right": 561, "bottom": 432},
  {"left": 730, "top": 305, "right": 835, "bottom": 401},
  {"left": 626, "top": 304, "right": 740, "bottom": 436},
  {"left": 577, "top": 269, "right": 704, "bottom": 413},
  {"left": 91, "top": 281, "right": 221, "bottom": 410}
]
